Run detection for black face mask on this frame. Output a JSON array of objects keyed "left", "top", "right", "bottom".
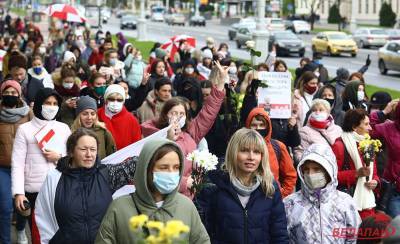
[
  {"left": 324, "top": 98, "right": 335, "bottom": 107},
  {"left": 256, "top": 129, "right": 268, "bottom": 138},
  {"left": 2, "top": 95, "right": 19, "bottom": 108}
]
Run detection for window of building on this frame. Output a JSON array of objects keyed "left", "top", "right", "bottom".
[
  {"left": 373, "top": 0, "right": 376, "bottom": 13},
  {"left": 366, "top": 0, "right": 369, "bottom": 13},
  {"left": 321, "top": 0, "right": 324, "bottom": 14},
  {"left": 359, "top": 0, "right": 362, "bottom": 13}
]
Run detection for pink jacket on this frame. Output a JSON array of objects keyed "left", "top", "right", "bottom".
[
  {"left": 294, "top": 120, "right": 342, "bottom": 162},
  {"left": 141, "top": 86, "right": 225, "bottom": 197},
  {"left": 11, "top": 117, "right": 71, "bottom": 195}
]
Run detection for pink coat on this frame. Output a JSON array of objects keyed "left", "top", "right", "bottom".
[
  {"left": 141, "top": 86, "right": 225, "bottom": 197},
  {"left": 294, "top": 120, "right": 342, "bottom": 161},
  {"left": 11, "top": 117, "right": 71, "bottom": 195}
]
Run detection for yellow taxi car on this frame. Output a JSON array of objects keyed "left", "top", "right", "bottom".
[{"left": 312, "top": 31, "right": 358, "bottom": 57}]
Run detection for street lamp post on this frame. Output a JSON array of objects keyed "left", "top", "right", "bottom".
[
  {"left": 137, "top": 0, "right": 147, "bottom": 41},
  {"left": 350, "top": 0, "right": 357, "bottom": 33},
  {"left": 252, "top": 0, "right": 269, "bottom": 64}
]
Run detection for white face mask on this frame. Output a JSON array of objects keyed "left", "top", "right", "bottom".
[
  {"left": 185, "top": 67, "right": 194, "bottom": 74},
  {"left": 62, "top": 82, "right": 74, "bottom": 89},
  {"left": 357, "top": 91, "right": 365, "bottom": 101},
  {"left": 228, "top": 66, "right": 237, "bottom": 74},
  {"left": 304, "top": 172, "right": 327, "bottom": 190},
  {"left": 135, "top": 55, "right": 142, "bottom": 61},
  {"left": 169, "top": 116, "right": 186, "bottom": 128},
  {"left": 314, "top": 71, "right": 320, "bottom": 78},
  {"left": 107, "top": 101, "right": 123, "bottom": 113},
  {"left": 41, "top": 105, "right": 59, "bottom": 120},
  {"left": 310, "top": 112, "right": 328, "bottom": 122},
  {"left": 39, "top": 47, "right": 46, "bottom": 54}
]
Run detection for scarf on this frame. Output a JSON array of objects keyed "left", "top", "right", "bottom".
[
  {"left": 309, "top": 115, "right": 332, "bottom": 129},
  {"left": 231, "top": 175, "right": 261, "bottom": 196},
  {"left": 0, "top": 102, "right": 30, "bottom": 123},
  {"left": 55, "top": 84, "right": 80, "bottom": 97},
  {"left": 341, "top": 131, "right": 375, "bottom": 211}
]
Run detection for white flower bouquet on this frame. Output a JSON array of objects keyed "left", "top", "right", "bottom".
[{"left": 186, "top": 150, "right": 218, "bottom": 195}]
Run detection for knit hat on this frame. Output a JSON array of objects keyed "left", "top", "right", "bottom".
[
  {"left": 76, "top": 96, "right": 97, "bottom": 116},
  {"left": 336, "top": 68, "right": 350, "bottom": 81},
  {"left": 155, "top": 48, "right": 167, "bottom": 59},
  {"left": 104, "top": 84, "right": 126, "bottom": 101},
  {"left": 369, "top": 91, "right": 392, "bottom": 106},
  {"left": 8, "top": 54, "right": 27, "bottom": 70},
  {"left": 0, "top": 80, "right": 22, "bottom": 96},
  {"left": 202, "top": 49, "right": 213, "bottom": 59},
  {"left": 63, "top": 51, "right": 76, "bottom": 63}
]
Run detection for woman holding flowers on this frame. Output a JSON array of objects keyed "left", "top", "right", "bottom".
[
  {"left": 196, "top": 128, "right": 289, "bottom": 243},
  {"left": 332, "top": 108, "right": 380, "bottom": 219},
  {"left": 95, "top": 138, "right": 210, "bottom": 244},
  {"left": 370, "top": 100, "right": 400, "bottom": 218}
]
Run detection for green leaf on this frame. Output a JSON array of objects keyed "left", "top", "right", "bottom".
[
  {"left": 254, "top": 50, "right": 262, "bottom": 57},
  {"left": 259, "top": 81, "right": 268, "bottom": 88}
]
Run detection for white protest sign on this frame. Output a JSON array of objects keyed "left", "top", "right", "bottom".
[{"left": 257, "top": 71, "right": 292, "bottom": 119}]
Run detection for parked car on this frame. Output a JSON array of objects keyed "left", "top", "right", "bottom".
[
  {"left": 228, "top": 18, "right": 256, "bottom": 40},
  {"left": 378, "top": 40, "right": 400, "bottom": 74},
  {"left": 386, "top": 29, "right": 400, "bottom": 41},
  {"left": 116, "top": 9, "right": 125, "bottom": 18},
  {"left": 352, "top": 28, "right": 388, "bottom": 48},
  {"left": 291, "top": 20, "right": 311, "bottom": 34},
  {"left": 101, "top": 8, "right": 111, "bottom": 23},
  {"left": 268, "top": 31, "right": 305, "bottom": 57},
  {"left": 165, "top": 13, "right": 185, "bottom": 26},
  {"left": 120, "top": 15, "right": 137, "bottom": 30},
  {"left": 235, "top": 26, "right": 256, "bottom": 48},
  {"left": 189, "top": 15, "right": 206, "bottom": 26},
  {"left": 266, "top": 18, "right": 285, "bottom": 31},
  {"left": 151, "top": 6, "right": 165, "bottom": 22},
  {"left": 312, "top": 31, "right": 358, "bottom": 57}
]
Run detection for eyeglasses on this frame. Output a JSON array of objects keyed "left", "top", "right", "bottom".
[{"left": 107, "top": 98, "right": 124, "bottom": 102}]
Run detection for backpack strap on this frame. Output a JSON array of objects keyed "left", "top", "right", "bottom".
[{"left": 270, "top": 139, "right": 282, "bottom": 164}]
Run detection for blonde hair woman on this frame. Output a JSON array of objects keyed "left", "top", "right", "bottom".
[
  {"left": 71, "top": 96, "right": 116, "bottom": 159},
  {"left": 196, "top": 128, "right": 289, "bottom": 243}
]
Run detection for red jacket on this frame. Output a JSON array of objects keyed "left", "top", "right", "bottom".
[
  {"left": 332, "top": 137, "right": 380, "bottom": 189},
  {"left": 88, "top": 50, "right": 104, "bottom": 67},
  {"left": 98, "top": 106, "right": 141, "bottom": 150}
]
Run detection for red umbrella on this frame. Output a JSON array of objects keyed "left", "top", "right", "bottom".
[
  {"left": 161, "top": 35, "right": 196, "bottom": 62},
  {"left": 45, "top": 4, "right": 86, "bottom": 23}
]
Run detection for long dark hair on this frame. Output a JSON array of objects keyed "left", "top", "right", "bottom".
[{"left": 156, "top": 97, "right": 190, "bottom": 131}]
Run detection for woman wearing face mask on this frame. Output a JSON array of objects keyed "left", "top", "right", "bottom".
[
  {"left": 196, "top": 128, "right": 288, "bottom": 243},
  {"left": 174, "top": 58, "right": 202, "bottom": 95},
  {"left": 11, "top": 88, "right": 71, "bottom": 244},
  {"left": 124, "top": 45, "right": 146, "bottom": 89},
  {"left": 71, "top": 96, "right": 116, "bottom": 159},
  {"left": 97, "top": 84, "right": 141, "bottom": 150},
  {"left": 284, "top": 143, "right": 361, "bottom": 244},
  {"left": 294, "top": 99, "right": 342, "bottom": 162},
  {"left": 311, "top": 84, "right": 345, "bottom": 127},
  {"left": 293, "top": 71, "right": 319, "bottom": 127},
  {"left": 197, "top": 49, "right": 213, "bottom": 80},
  {"left": 35, "top": 128, "right": 137, "bottom": 244},
  {"left": 0, "top": 81, "right": 32, "bottom": 244},
  {"left": 27, "top": 55, "right": 54, "bottom": 89},
  {"left": 80, "top": 73, "right": 107, "bottom": 108},
  {"left": 217, "top": 42, "right": 231, "bottom": 58},
  {"left": 95, "top": 138, "right": 210, "bottom": 244},
  {"left": 2, "top": 40, "right": 19, "bottom": 77},
  {"left": 332, "top": 109, "right": 380, "bottom": 219},
  {"left": 53, "top": 63, "right": 81, "bottom": 126},
  {"left": 141, "top": 62, "right": 226, "bottom": 198},
  {"left": 342, "top": 80, "right": 368, "bottom": 112}
]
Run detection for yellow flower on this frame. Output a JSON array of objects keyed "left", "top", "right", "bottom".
[
  {"left": 129, "top": 214, "right": 148, "bottom": 230},
  {"left": 145, "top": 235, "right": 164, "bottom": 244},
  {"left": 146, "top": 221, "right": 164, "bottom": 230},
  {"left": 159, "top": 220, "right": 190, "bottom": 240}
]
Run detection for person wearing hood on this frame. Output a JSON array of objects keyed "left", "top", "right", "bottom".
[
  {"left": 98, "top": 84, "right": 141, "bottom": 150},
  {"left": 284, "top": 143, "right": 361, "bottom": 244},
  {"left": 70, "top": 45, "right": 91, "bottom": 82},
  {"left": 53, "top": 63, "right": 82, "bottom": 126},
  {"left": 124, "top": 44, "right": 146, "bottom": 89},
  {"left": 370, "top": 100, "right": 400, "bottom": 217},
  {"left": 342, "top": 80, "right": 368, "bottom": 112},
  {"left": 196, "top": 128, "right": 289, "bottom": 243},
  {"left": 146, "top": 48, "right": 174, "bottom": 79},
  {"left": 116, "top": 32, "right": 128, "bottom": 60},
  {"left": 137, "top": 77, "right": 172, "bottom": 123},
  {"left": 71, "top": 96, "right": 116, "bottom": 159},
  {"left": 294, "top": 99, "right": 342, "bottom": 162},
  {"left": 332, "top": 109, "right": 380, "bottom": 219},
  {"left": 11, "top": 88, "right": 71, "bottom": 244},
  {"left": 0, "top": 80, "right": 32, "bottom": 244},
  {"left": 147, "top": 58, "right": 168, "bottom": 90},
  {"left": 335, "top": 67, "right": 350, "bottom": 97},
  {"left": 95, "top": 138, "right": 210, "bottom": 244},
  {"left": 174, "top": 58, "right": 202, "bottom": 95},
  {"left": 293, "top": 71, "right": 319, "bottom": 127},
  {"left": 311, "top": 84, "right": 345, "bottom": 127},
  {"left": 8, "top": 52, "right": 44, "bottom": 105},
  {"left": 27, "top": 55, "right": 54, "bottom": 89},
  {"left": 35, "top": 128, "right": 137, "bottom": 244},
  {"left": 141, "top": 62, "right": 226, "bottom": 198},
  {"left": 245, "top": 107, "right": 297, "bottom": 198},
  {"left": 294, "top": 61, "right": 319, "bottom": 88},
  {"left": 197, "top": 49, "right": 213, "bottom": 80}
]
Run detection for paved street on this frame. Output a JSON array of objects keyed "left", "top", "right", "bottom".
[{"left": 102, "top": 17, "right": 400, "bottom": 90}]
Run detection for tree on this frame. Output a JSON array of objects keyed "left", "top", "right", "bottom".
[
  {"left": 328, "top": 3, "right": 341, "bottom": 24},
  {"left": 379, "top": 2, "right": 397, "bottom": 27},
  {"left": 309, "top": 0, "right": 321, "bottom": 30}
]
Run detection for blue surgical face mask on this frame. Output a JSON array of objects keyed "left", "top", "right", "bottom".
[
  {"left": 152, "top": 171, "right": 180, "bottom": 194},
  {"left": 33, "top": 66, "right": 42, "bottom": 75},
  {"left": 109, "top": 58, "right": 117, "bottom": 66}
]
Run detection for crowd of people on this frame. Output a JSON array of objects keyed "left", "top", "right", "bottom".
[{"left": 0, "top": 13, "right": 400, "bottom": 244}]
